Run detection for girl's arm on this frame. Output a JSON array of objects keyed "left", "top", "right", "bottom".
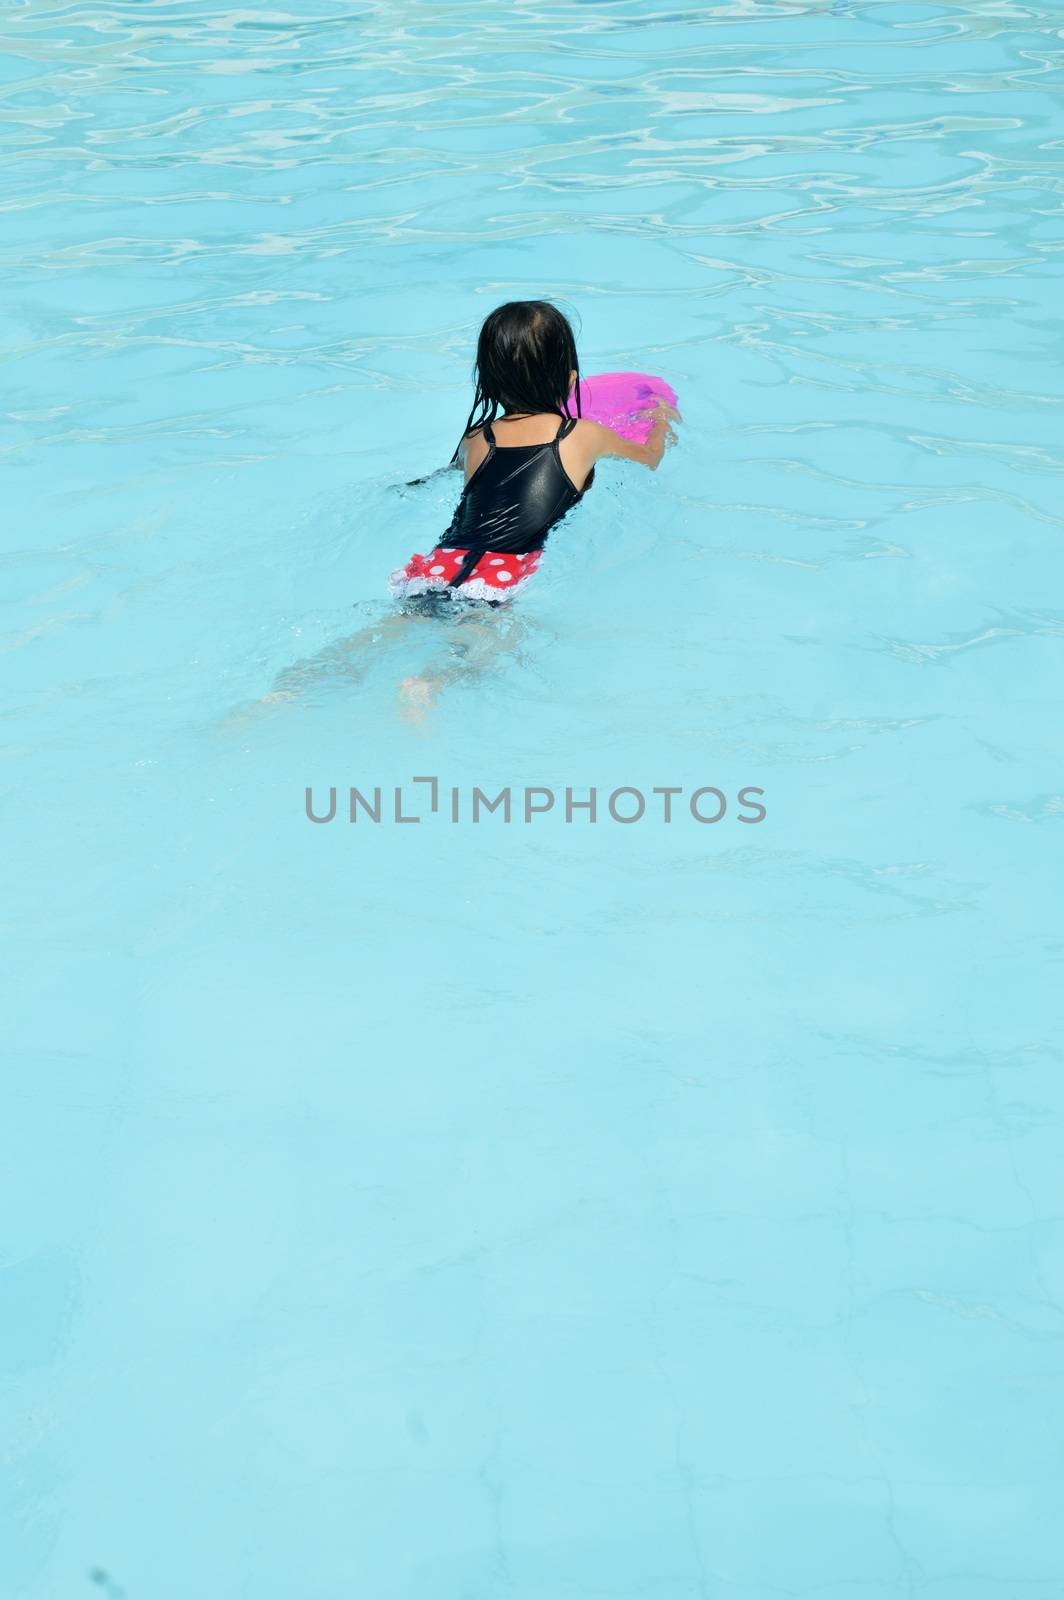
[
  {"left": 402, "top": 435, "right": 469, "bottom": 489},
  {"left": 584, "top": 402, "right": 680, "bottom": 472}
]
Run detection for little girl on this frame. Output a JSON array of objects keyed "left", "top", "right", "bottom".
[
  {"left": 253, "top": 300, "right": 678, "bottom": 721},
  {"left": 390, "top": 299, "right": 678, "bottom": 606}
]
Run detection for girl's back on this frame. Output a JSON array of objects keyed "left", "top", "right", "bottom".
[{"left": 446, "top": 413, "right": 594, "bottom": 559}]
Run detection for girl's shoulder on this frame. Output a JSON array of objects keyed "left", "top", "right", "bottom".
[
  {"left": 567, "top": 416, "right": 619, "bottom": 454},
  {"left": 457, "top": 423, "right": 492, "bottom": 481},
  {"left": 459, "top": 422, "right": 490, "bottom": 459}
]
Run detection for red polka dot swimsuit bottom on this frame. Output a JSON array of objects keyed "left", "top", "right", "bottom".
[{"left": 389, "top": 545, "right": 542, "bottom": 605}]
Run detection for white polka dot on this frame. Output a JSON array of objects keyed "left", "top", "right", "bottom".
[
  {"left": 429, "top": 563, "right": 446, "bottom": 574},
  {"left": 496, "top": 569, "right": 512, "bottom": 583},
  {"left": 490, "top": 557, "right": 505, "bottom": 566}
]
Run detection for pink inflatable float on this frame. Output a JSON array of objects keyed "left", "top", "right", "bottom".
[{"left": 572, "top": 371, "right": 679, "bottom": 444}]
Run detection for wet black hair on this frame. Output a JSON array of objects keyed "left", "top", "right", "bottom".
[{"left": 450, "top": 300, "right": 582, "bottom": 464}]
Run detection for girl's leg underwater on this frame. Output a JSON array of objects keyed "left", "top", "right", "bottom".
[
  {"left": 398, "top": 607, "right": 526, "bottom": 721},
  {"left": 265, "top": 609, "right": 431, "bottom": 701},
  {"left": 217, "top": 609, "right": 432, "bottom": 729},
  {"left": 221, "top": 600, "right": 525, "bottom": 729}
]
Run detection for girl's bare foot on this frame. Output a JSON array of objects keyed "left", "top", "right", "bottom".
[{"left": 398, "top": 675, "right": 436, "bottom": 725}]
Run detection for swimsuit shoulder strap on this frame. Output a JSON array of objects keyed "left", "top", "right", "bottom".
[
  {"left": 483, "top": 420, "right": 496, "bottom": 445},
  {"left": 555, "top": 415, "right": 577, "bottom": 440}
]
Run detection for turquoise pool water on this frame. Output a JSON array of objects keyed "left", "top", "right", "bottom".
[{"left": 3, "top": 1, "right": 1063, "bottom": 1595}]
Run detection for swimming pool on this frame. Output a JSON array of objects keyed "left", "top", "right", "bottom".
[{"left": 3, "top": 0, "right": 1062, "bottom": 1594}]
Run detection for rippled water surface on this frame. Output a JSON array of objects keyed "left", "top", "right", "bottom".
[{"left": 4, "top": 2, "right": 1063, "bottom": 1596}]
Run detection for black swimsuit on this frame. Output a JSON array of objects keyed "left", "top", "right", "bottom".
[
  {"left": 445, "top": 414, "right": 592, "bottom": 583},
  {"left": 391, "top": 414, "right": 594, "bottom": 600}
]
